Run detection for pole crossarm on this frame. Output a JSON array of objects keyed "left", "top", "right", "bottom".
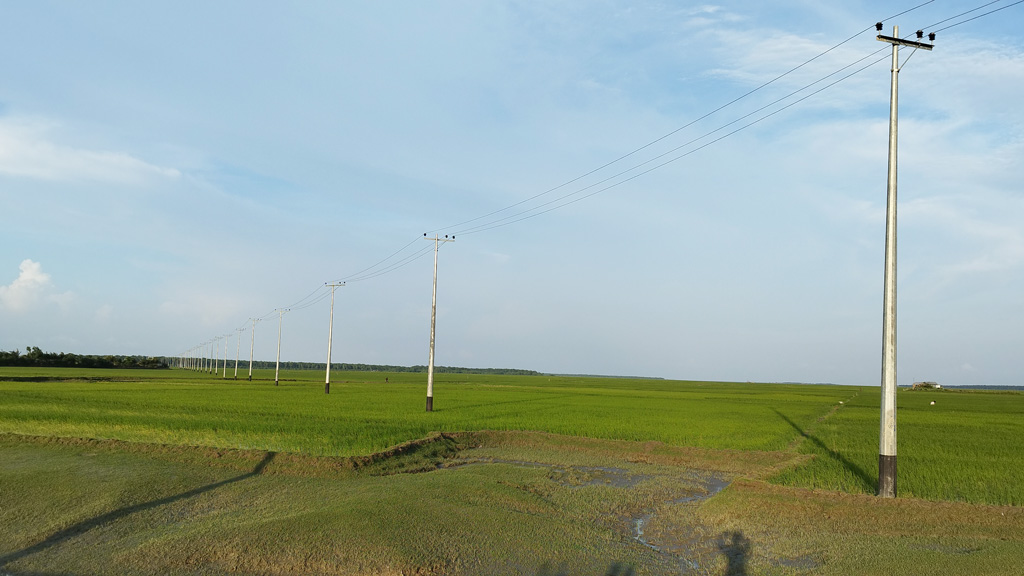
[{"left": 876, "top": 35, "right": 933, "bottom": 51}]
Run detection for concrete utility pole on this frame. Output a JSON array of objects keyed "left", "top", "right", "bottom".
[
  {"left": 234, "top": 328, "right": 242, "bottom": 379},
  {"left": 875, "top": 24, "right": 933, "bottom": 499},
  {"left": 248, "top": 318, "right": 259, "bottom": 381},
  {"left": 424, "top": 234, "right": 454, "bottom": 412},
  {"left": 222, "top": 333, "right": 230, "bottom": 378},
  {"left": 324, "top": 283, "right": 344, "bottom": 394},
  {"left": 274, "top": 309, "right": 289, "bottom": 386}
]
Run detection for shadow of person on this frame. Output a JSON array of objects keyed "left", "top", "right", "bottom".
[
  {"left": 0, "top": 451, "right": 276, "bottom": 569},
  {"left": 716, "top": 530, "right": 751, "bottom": 575}
]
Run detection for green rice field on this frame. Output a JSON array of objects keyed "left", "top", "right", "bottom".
[
  {"left": 1, "top": 367, "right": 1022, "bottom": 575},
  {"left": 1, "top": 367, "right": 1021, "bottom": 504}
]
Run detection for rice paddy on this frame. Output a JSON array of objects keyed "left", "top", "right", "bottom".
[{"left": 0, "top": 367, "right": 1021, "bottom": 574}]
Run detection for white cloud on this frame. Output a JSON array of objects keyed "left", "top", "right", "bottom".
[
  {"left": 95, "top": 304, "right": 114, "bottom": 322},
  {"left": 904, "top": 195, "right": 1024, "bottom": 279},
  {"left": 0, "top": 259, "right": 53, "bottom": 312},
  {"left": 0, "top": 117, "right": 181, "bottom": 184}
]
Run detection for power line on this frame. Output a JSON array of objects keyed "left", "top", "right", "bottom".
[
  {"left": 451, "top": 45, "right": 893, "bottom": 236},
  {"left": 460, "top": 52, "right": 893, "bottom": 236},
  {"left": 931, "top": 0, "right": 1024, "bottom": 33},
  {"left": 189, "top": 0, "right": 1022, "bottom": 351},
  {"left": 318, "top": 1, "right": 943, "bottom": 284},
  {"left": 430, "top": 1, "right": 937, "bottom": 237}
]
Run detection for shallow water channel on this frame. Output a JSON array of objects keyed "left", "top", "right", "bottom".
[{"left": 445, "top": 457, "right": 731, "bottom": 573}]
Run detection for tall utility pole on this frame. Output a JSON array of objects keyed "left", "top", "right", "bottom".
[
  {"left": 234, "top": 328, "right": 242, "bottom": 379},
  {"left": 222, "top": 333, "right": 230, "bottom": 378},
  {"left": 274, "top": 308, "right": 289, "bottom": 386},
  {"left": 248, "top": 318, "right": 259, "bottom": 381},
  {"left": 324, "top": 283, "right": 344, "bottom": 394},
  {"left": 875, "top": 24, "right": 933, "bottom": 499},
  {"left": 214, "top": 337, "right": 221, "bottom": 377},
  {"left": 424, "top": 234, "right": 454, "bottom": 412}
]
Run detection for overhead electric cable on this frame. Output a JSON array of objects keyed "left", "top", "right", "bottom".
[
  {"left": 919, "top": 0, "right": 1005, "bottom": 30},
  {"left": 332, "top": 235, "right": 424, "bottom": 283},
  {"left": 428, "top": 0, "right": 937, "bottom": 235},
  {"left": 192, "top": 0, "right": 987, "bottom": 350},
  {"left": 931, "top": 0, "right": 1024, "bottom": 32},
  {"left": 284, "top": 284, "right": 330, "bottom": 310},
  {"left": 451, "top": 45, "right": 892, "bottom": 236},
  {"left": 341, "top": 244, "right": 437, "bottom": 283},
  {"left": 456, "top": 52, "right": 893, "bottom": 236}
]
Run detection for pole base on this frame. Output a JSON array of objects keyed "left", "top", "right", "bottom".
[
  {"left": 426, "top": 396, "right": 433, "bottom": 412},
  {"left": 878, "top": 454, "right": 897, "bottom": 498},
  {"left": 325, "top": 383, "right": 330, "bottom": 394}
]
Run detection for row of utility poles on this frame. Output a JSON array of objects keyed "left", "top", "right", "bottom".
[
  {"left": 177, "top": 234, "right": 456, "bottom": 412},
  {"left": 178, "top": 21, "right": 936, "bottom": 500}
]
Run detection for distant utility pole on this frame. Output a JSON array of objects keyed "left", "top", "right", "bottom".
[
  {"left": 274, "top": 308, "right": 289, "bottom": 386},
  {"left": 222, "top": 333, "right": 230, "bottom": 378},
  {"left": 324, "top": 283, "right": 345, "bottom": 394},
  {"left": 214, "top": 337, "right": 221, "bottom": 377},
  {"left": 424, "top": 233, "right": 454, "bottom": 412},
  {"left": 248, "top": 318, "right": 260, "bottom": 382},
  {"left": 234, "top": 327, "right": 242, "bottom": 377},
  {"left": 875, "top": 23, "right": 933, "bottom": 499}
]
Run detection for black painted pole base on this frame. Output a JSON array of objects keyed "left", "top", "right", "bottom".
[
  {"left": 275, "top": 380, "right": 279, "bottom": 386},
  {"left": 878, "top": 454, "right": 897, "bottom": 498},
  {"left": 325, "top": 383, "right": 330, "bottom": 394},
  {"left": 426, "top": 396, "right": 433, "bottom": 412},
  {"left": 248, "top": 376, "right": 252, "bottom": 382}
]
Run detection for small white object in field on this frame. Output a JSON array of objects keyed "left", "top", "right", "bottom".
[
  {"left": 930, "top": 401, "right": 936, "bottom": 405},
  {"left": 839, "top": 401, "right": 844, "bottom": 404}
]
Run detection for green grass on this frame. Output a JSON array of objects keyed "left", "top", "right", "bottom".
[
  {"left": 0, "top": 436, "right": 671, "bottom": 575},
  {"left": 1, "top": 367, "right": 1022, "bottom": 505},
  {"left": 770, "top": 387, "right": 1024, "bottom": 505},
  {"left": 0, "top": 368, "right": 847, "bottom": 455},
  {"left": 2, "top": 433, "right": 1021, "bottom": 576},
  {"left": 2, "top": 368, "right": 1023, "bottom": 575}
]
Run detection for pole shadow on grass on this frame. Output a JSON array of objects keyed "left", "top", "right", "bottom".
[
  {"left": 773, "top": 409, "right": 874, "bottom": 491},
  {"left": 0, "top": 451, "right": 276, "bottom": 569}
]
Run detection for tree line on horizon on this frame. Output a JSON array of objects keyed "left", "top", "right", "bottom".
[{"left": 0, "top": 347, "right": 169, "bottom": 369}]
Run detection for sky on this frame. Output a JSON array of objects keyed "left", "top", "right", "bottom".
[{"left": 2, "top": 1, "right": 1022, "bottom": 386}]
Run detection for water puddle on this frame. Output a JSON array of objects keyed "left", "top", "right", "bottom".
[
  {"left": 631, "top": 474, "right": 731, "bottom": 573},
  {"left": 447, "top": 456, "right": 734, "bottom": 573}
]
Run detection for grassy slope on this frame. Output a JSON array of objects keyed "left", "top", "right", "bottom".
[
  {"left": 2, "top": 433, "right": 1022, "bottom": 576},
  {"left": 2, "top": 368, "right": 1023, "bottom": 505},
  {"left": 3, "top": 367, "right": 1024, "bottom": 575}
]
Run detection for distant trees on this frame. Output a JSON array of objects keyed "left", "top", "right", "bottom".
[{"left": 0, "top": 347, "right": 168, "bottom": 369}]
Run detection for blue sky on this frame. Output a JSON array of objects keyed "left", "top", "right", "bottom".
[{"left": 2, "top": 1, "right": 1022, "bottom": 385}]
